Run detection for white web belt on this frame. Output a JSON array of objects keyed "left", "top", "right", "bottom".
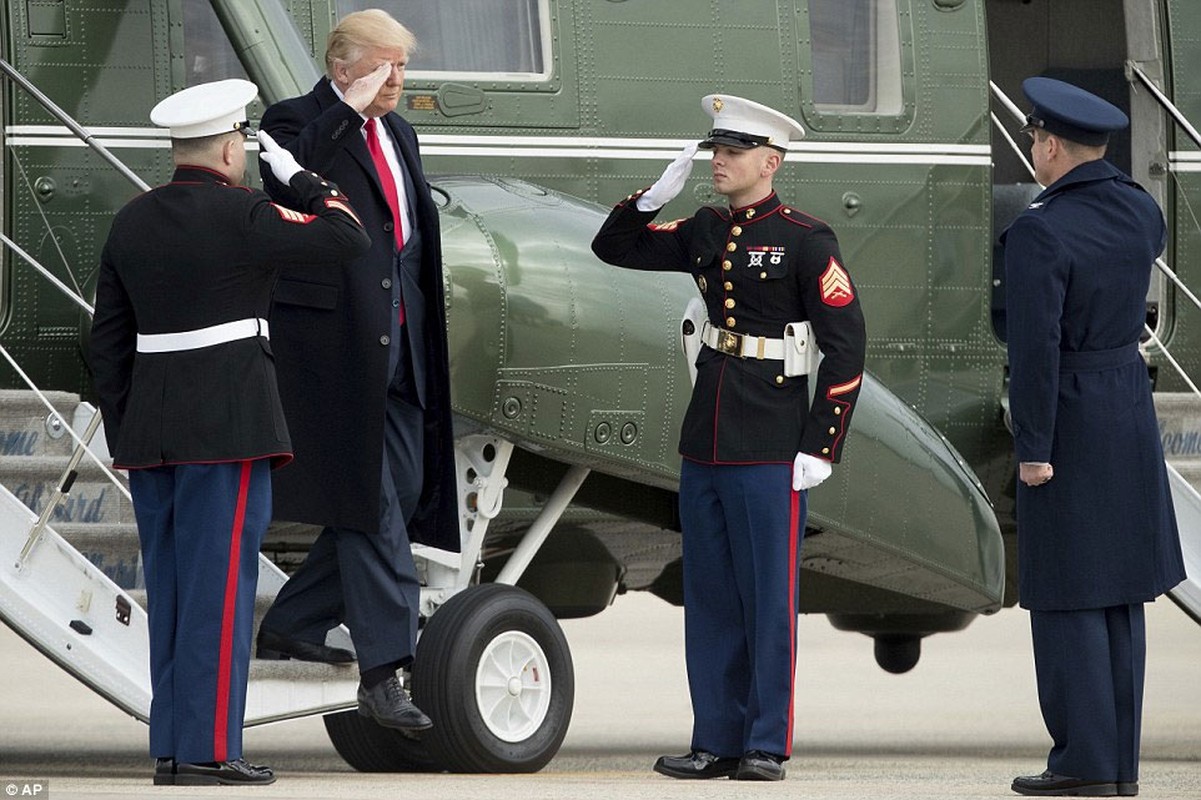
[{"left": 136, "top": 317, "right": 270, "bottom": 353}]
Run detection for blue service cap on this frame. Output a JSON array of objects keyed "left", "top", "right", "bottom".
[{"left": 1020, "top": 76, "right": 1128, "bottom": 146}]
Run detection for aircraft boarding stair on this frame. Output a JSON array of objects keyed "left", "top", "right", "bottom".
[
  {"left": 0, "top": 389, "right": 360, "bottom": 725},
  {"left": 1154, "top": 392, "right": 1201, "bottom": 621}
]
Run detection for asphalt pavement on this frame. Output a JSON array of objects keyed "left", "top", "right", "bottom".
[{"left": 1, "top": 590, "right": 1199, "bottom": 799}]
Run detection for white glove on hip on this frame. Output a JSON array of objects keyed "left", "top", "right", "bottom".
[
  {"left": 257, "top": 130, "right": 304, "bottom": 185},
  {"left": 792, "top": 452, "right": 832, "bottom": 491},
  {"left": 636, "top": 143, "right": 699, "bottom": 211}
]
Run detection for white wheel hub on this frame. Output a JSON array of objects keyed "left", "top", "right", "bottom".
[{"left": 475, "top": 630, "right": 552, "bottom": 742}]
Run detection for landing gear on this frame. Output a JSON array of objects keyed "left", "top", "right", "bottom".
[
  {"left": 412, "top": 583, "right": 573, "bottom": 772},
  {"left": 323, "top": 711, "right": 437, "bottom": 772}
]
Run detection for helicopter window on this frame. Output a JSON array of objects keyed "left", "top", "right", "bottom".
[
  {"left": 336, "top": 1, "right": 550, "bottom": 80},
  {"left": 181, "top": 0, "right": 249, "bottom": 85},
  {"left": 808, "top": 0, "right": 902, "bottom": 115}
]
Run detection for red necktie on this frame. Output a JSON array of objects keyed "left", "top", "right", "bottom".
[
  {"left": 364, "top": 118, "right": 405, "bottom": 325},
  {"left": 364, "top": 118, "right": 405, "bottom": 251}
]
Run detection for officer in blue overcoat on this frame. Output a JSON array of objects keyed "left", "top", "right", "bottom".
[
  {"left": 90, "top": 79, "right": 369, "bottom": 785},
  {"left": 1002, "top": 77, "right": 1186, "bottom": 797},
  {"left": 592, "top": 95, "right": 866, "bottom": 782}
]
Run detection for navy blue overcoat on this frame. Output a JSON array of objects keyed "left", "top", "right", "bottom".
[{"left": 1002, "top": 158, "right": 1185, "bottom": 610}]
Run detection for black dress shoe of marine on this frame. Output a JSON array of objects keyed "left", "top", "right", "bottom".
[
  {"left": 174, "top": 759, "right": 276, "bottom": 786},
  {"left": 1117, "top": 782, "right": 1138, "bottom": 797},
  {"left": 357, "top": 675, "right": 433, "bottom": 735},
  {"left": 1011, "top": 770, "right": 1117, "bottom": 796},
  {"left": 256, "top": 628, "right": 355, "bottom": 663},
  {"left": 652, "top": 750, "right": 739, "bottom": 779},
  {"left": 153, "top": 757, "right": 175, "bottom": 786},
  {"left": 735, "top": 750, "right": 786, "bottom": 781}
]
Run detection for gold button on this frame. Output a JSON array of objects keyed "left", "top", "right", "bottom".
[
  {"left": 834, "top": 407, "right": 842, "bottom": 415},
  {"left": 722, "top": 260, "right": 732, "bottom": 271},
  {"left": 726, "top": 316, "right": 736, "bottom": 327},
  {"left": 726, "top": 242, "right": 736, "bottom": 252},
  {"left": 732, "top": 226, "right": 743, "bottom": 236},
  {"left": 698, "top": 276, "right": 708, "bottom": 292},
  {"left": 760, "top": 271, "right": 767, "bottom": 279},
  {"left": 775, "top": 375, "right": 784, "bottom": 385},
  {"left": 724, "top": 298, "right": 735, "bottom": 309},
  {"left": 724, "top": 281, "right": 733, "bottom": 290},
  {"left": 828, "top": 427, "right": 836, "bottom": 435},
  {"left": 822, "top": 447, "right": 830, "bottom": 455}
]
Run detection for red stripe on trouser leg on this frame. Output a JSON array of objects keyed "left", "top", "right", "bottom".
[
  {"left": 213, "top": 461, "right": 252, "bottom": 760},
  {"left": 784, "top": 488, "right": 800, "bottom": 755}
]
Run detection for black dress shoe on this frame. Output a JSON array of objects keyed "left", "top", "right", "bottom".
[
  {"left": 357, "top": 675, "right": 433, "bottom": 735},
  {"left": 1012, "top": 770, "right": 1117, "bottom": 796},
  {"left": 735, "top": 750, "right": 786, "bottom": 781},
  {"left": 174, "top": 759, "right": 276, "bottom": 786},
  {"left": 257, "top": 628, "right": 355, "bottom": 663},
  {"left": 153, "top": 757, "right": 175, "bottom": 786},
  {"left": 652, "top": 750, "right": 739, "bottom": 779}
]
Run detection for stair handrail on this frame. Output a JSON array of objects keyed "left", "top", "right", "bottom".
[
  {"left": 990, "top": 80, "right": 1201, "bottom": 403},
  {"left": 0, "top": 57, "right": 150, "bottom": 192},
  {"left": 0, "top": 60, "right": 146, "bottom": 565}
]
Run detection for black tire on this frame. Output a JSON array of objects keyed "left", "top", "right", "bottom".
[
  {"left": 412, "top": 583, "right": 574, "bottom": 773},
  {"left": 323, "top": 709, "right": 439, "bottom": 772}
]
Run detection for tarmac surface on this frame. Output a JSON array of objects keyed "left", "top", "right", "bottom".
[{"left": 1, "top": 590, "right": 1199, "bottom": 799}]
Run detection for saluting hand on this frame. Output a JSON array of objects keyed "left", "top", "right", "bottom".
[
  {"left": 343, "top": 63, "right": 392, "bottom": 115},
  {"left": 257, "top": 130, "right": 305, "bottom": 184},
  {"left": 636, "top": 143, "right": 699, "bottom": 211}
]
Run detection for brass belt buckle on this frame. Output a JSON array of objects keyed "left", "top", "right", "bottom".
[{"left": 716, "top": 329, "right": 743, "bottom": 357}]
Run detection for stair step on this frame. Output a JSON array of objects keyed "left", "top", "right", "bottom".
[
  {"left": 1156, "top": 392, "right": 1201, "bottom": 460},
  {"left": 0, "top": 454, "right": 132, "bottom": 525},
  {"left": 0, "top": 390, "right": 97, "bottom": 458}
]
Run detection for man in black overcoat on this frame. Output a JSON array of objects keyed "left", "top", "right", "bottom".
[
  {"left": 90, "top": 79, "right": 369, "bottom": 784},
  {"left": 254, "top": 9, "right": 457, "bottom": 733},
  {"left": 1004, "top": 76, "right": 1186, "bottom": 797}
]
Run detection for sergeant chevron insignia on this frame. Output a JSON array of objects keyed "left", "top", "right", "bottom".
[{"left": 819, "top": 257, "right": 854, "bottom": 307}]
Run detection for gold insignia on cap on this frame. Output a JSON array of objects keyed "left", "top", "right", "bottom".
[{"left": 713, "top": 97, "right": 724, "bottom": 113}]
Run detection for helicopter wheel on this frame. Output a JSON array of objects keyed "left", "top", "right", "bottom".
[{"left": 412, "top": 583, "right": 574, "bottom": 773}]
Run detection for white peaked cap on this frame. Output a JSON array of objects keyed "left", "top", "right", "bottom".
[
  {"left": 150, "top": 79, "right": 259, "bottom": 139},
  {"left": 699, "top": 94, "right": 806, "bottom": 151}
]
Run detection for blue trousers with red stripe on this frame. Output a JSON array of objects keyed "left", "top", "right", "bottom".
[
  {"left": 129, "top": 460, "right": 271, "bottom": 763},
  {"left": 679, "top": 460, "right": 804, "bottom": 759}
]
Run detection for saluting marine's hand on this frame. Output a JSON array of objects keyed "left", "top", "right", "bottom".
[
  {"left": 342, "top": 63, "right": 392, "bottom": 115},
  {"left": 636, "top": 143, "right": 699, "bottom": 211},
  {"left": 792, "top": 452, "right": 833, "bottom": 491},
  {"left": 257, "top": 130, "right": 304, "bottom": 184}
]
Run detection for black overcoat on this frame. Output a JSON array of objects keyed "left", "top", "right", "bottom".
[
  {"left": 1003, "top": 158, "right": 1186, "bottom": 610},
  {"left": 90, "top": 166, "right": 369, "bottom": 468},
  {"left": 592, "top": 190, "right": 866, "bottom": 464},
  {"left": 258, "top": 80, "right": 458, "bottom": 550}
]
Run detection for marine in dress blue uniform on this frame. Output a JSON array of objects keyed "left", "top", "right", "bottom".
[
  {"left": 252, "top": 10, "right": 454, "bottom": 734},
  {"left": 1002, "top": 77, "right": 1186, "bottom": 797},
  {"left": 89, "top": 80, "right": 369, "bottom": 786},
  {"left": 592, "top": 95, "right": 866, "bottom": 782}
]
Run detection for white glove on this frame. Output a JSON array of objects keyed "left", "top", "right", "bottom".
[
  {"left": 792, "top": 452, "right": 832, "bottom": 491},
  {"left": 636, "top": 143, "right": 698, "bottom": 211},
  {"left": 257, "top": 130, "right": 304, "bottom": 185}
]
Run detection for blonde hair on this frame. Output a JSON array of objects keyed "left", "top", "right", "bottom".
[{"left": 325, "top": 10, "right": 417, "bottom": 77}]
